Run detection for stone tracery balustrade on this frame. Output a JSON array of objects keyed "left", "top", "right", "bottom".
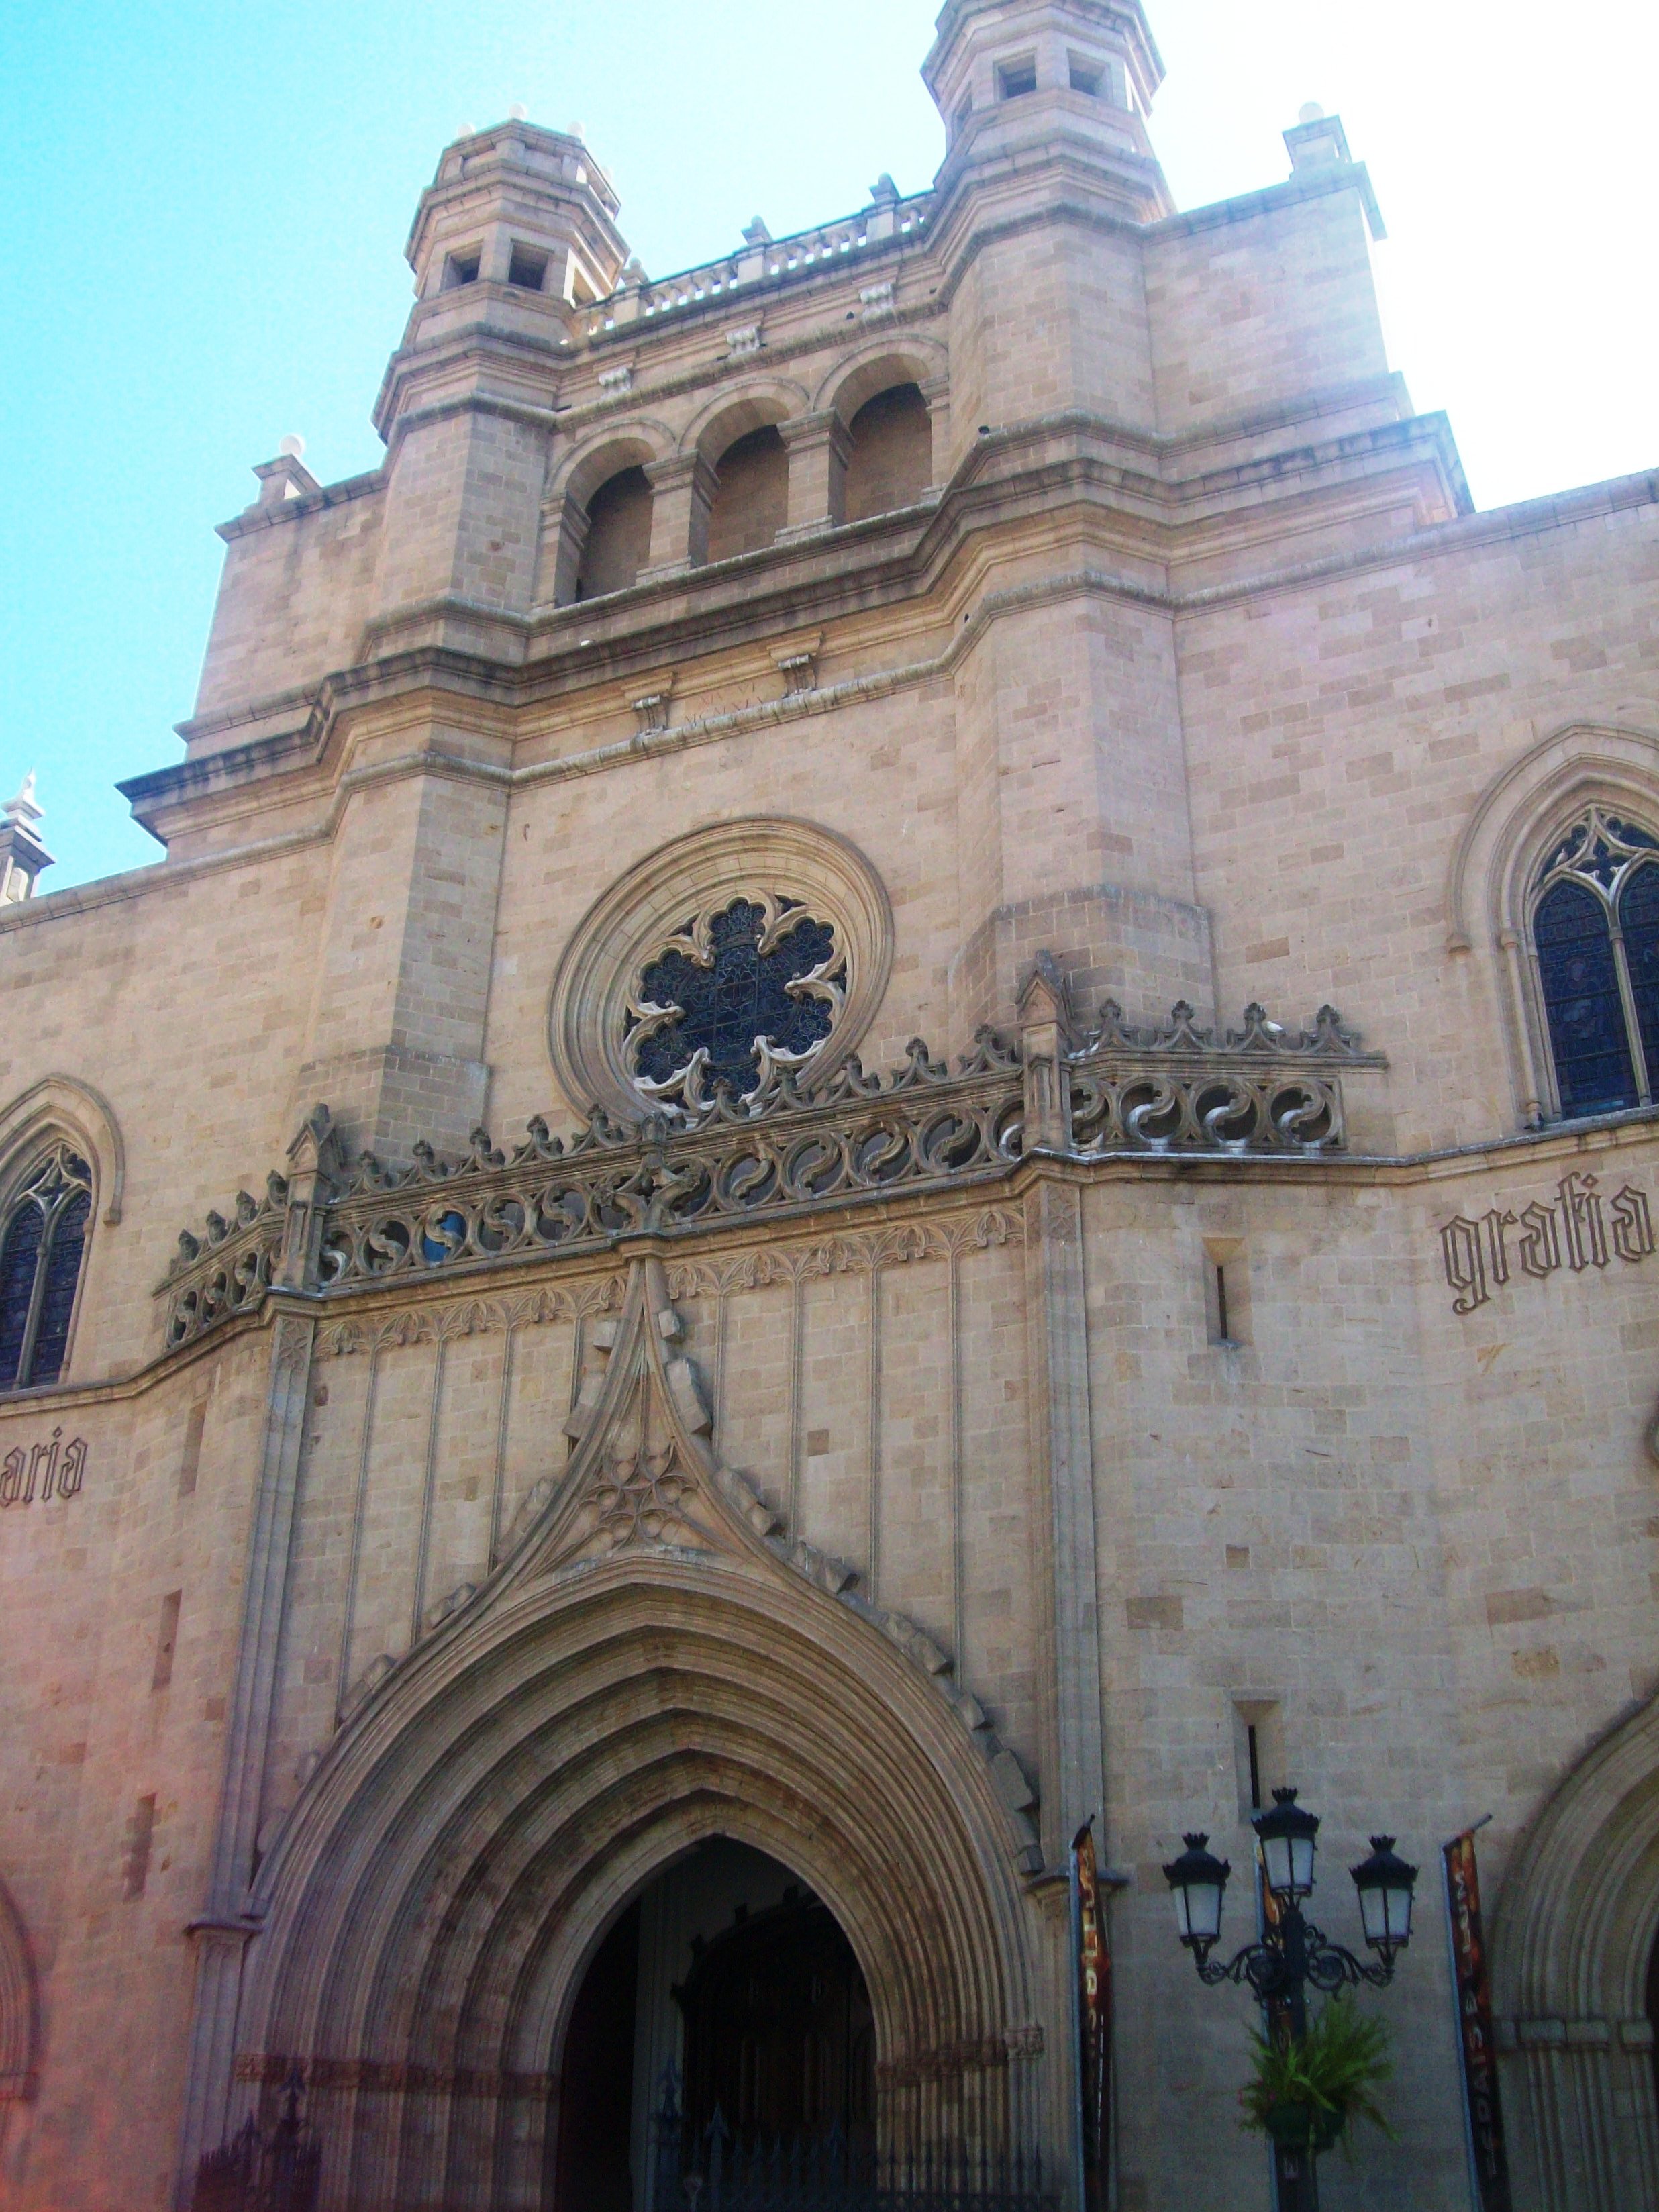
[
  {"left": 1068, "top": 999, "right": 1370, "bottom": 1156},
  {"left": 158, "top": 1003, "right": 1378, "bottom": 1349},
  {"left": 584, "top": 193, "right": 934, "bottom": 336}
]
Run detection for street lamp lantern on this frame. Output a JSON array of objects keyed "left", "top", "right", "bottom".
[
  {"left": 1349, "top": 1834, "right": 1419, "bottom": 1960},
  {"left": 1162, "top": 1833, "right": 1231, "bottom": 1960},
  {"left": 1162, "top": 1784, "right": 1417, "bottom": 2212},
  {"left": 1254, "top": 1786, "right": 1319, "bottom": 1903}
]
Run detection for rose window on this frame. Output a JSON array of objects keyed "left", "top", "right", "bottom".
[{"left": 626, "top": 895, "right": 847, "bottom": 1108}]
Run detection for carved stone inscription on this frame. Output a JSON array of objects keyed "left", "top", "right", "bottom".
[
  {"left": 0, "top": 1427, "right": 87, "bottom": 1507},
  {"left": 1439, "top": 1172, "right": 1654, "bottom": 1314}
]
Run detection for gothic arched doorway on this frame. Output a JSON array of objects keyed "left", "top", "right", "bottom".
[
  {"left": 230, "top": 1545, "right": 1044, "bottom": 2212},
  {"left": 552, "top": 1839, "right": 874, "bottom": 2210},
  {"left": 1493, "top": 1690, "right": 1659, "bottom": 2207}
]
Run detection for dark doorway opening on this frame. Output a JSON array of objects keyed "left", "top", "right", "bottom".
[
  {"left": 680, "top": 1893, "right": 874, "bottom": 2154},
  {"left": 552, "top": 1900, "right": 640, "bottom": 2212},
  {"left": 549, "top": 1841, "right": 874, "bottom": 2211}
]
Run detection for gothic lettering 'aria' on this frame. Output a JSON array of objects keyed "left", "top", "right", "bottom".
[
  {"left": 1439, "top": 1174, "right": 1654, "bottom": 1313},
  {"left": 0, "top": 1428, "right": 87, "bottom": 1509}
]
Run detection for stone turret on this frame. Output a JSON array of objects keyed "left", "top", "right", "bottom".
[
  {"left": 405, "top": 119, "right": 627, "bottom": 313},
  {"left": 923, "top": 0, "right": 1170, "bottom": 221}
]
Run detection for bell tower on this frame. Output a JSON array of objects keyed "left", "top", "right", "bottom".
[
  {"left": 923, "top": 0, "right": 1170, "bottom": 223},
  {"left": 402, "top": 120, "right": 627, "bottom": 313}
]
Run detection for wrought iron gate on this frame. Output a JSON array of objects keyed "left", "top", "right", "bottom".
[
  {"left": 652, "top": 2095, "right": 1052, "bottom": 2211},
  {"left": 192, "top": 2074, "right": 321, "bottom": 2212}
]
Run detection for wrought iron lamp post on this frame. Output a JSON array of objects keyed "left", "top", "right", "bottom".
[{"left": 1162, "top": 1788, "right": 1418, "bottom": 2212}]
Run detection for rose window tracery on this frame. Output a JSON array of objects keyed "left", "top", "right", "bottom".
[{"left": 625, "top": 895, "right": 847, "bottom": 1109}]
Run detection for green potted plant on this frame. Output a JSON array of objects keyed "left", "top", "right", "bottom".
[{"left": 1239, "top": 1995, "right": 1394, "bottom": 2158}]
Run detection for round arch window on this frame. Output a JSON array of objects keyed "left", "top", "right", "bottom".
[{"left": 548, "top": 818, "right": 893, "bottom": 1121}]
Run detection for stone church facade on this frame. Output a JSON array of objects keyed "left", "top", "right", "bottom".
[{"left": 1, "top": 1, "right": 1657, "bottom": 2206}]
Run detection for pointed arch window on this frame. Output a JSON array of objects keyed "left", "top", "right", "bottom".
[
  {"left": 1531, "top": 808, "right": 1659, "bottom": 1119},
  {"left": 0, "top": 1144, "right": 92, "bottom": 1390}
]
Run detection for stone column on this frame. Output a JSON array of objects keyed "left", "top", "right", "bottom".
[
  {"left": 640, "top": 451, "right": 715, "bottom": 578},
  {"left": 1018, "top": 967, "right": 1103, "bottom": 1867},
  {"left": 289, "top": 740, "right": 511, "bottom": 1163},
  {"left": 174, "top": 1142, "right": 334, "bottom": 2201},
  {"left": 918, "top": 374, "right": 952, "bottom": 491},
  {"left": 777, "top": 411, "right": 852, "bottom": 540}
]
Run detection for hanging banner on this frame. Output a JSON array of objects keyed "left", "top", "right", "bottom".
[
  {"left": 1254, "top": 1841, "right": 1294, "bottom": 2047},
  {"left": 1072, "top": 1823, "right": 1111, "bottom": 2212},
  {"left": 1443, "top": 1830, "right": 1513, "bottom": 2212}
]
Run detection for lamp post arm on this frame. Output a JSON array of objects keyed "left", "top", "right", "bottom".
[
  {"left": 1301, "top": 1923, "right": 1397, "bottom": 1993},
  {"left": 1189, "top": 1920, "right": 1397, "bottom": 2001}
]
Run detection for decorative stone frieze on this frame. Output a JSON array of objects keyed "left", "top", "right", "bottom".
[{"left": 158, "top": 990, "right": 1376, "bottom": 1349}]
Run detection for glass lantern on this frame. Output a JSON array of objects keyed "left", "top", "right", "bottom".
[
  {"left": 1162, "top": 1833, "right": 1231, "bottom": 1957},
  {"left": 1350, "top": 1835, "right": 1419, "bottom": 1959},
  {"left": 1254, "top": 1787, "right": 1319, "bottom": 1903}
]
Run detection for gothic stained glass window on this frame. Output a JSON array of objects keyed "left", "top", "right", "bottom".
[
  {"left": 0, "top": 1146, "right": 92, "bottom": 1391},
  {"left": 1619, "top": 859, "right": 1659, "bottom": 1089},
  {"left": 630, "top": 897, "right": 842, "bottom": 1103},
  {"left": 1531, "top": 808, "right": 1659, "bottom": 1120}
]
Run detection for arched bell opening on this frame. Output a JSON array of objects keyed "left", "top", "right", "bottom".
[
  {"left": 550, "top": 1837, "right": 874, "bottom": 2212},
  {"left": 235, "top": 1563, "right": 1046, "bottom": 2212}
]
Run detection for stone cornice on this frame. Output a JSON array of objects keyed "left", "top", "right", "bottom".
[
  {"left": 173, "top": 399, "right": 1467, "bottom": 726},
  {"left": 215, "top": 468, "right": 384, "bottom": 544},
  {"left": 41, "top": 450, "right": 1638, "bottom": 873}
]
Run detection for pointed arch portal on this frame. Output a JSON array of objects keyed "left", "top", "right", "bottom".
[
  {"left": 1493, "top": 1690, "right": 1659, "bottom": 2209},
  {"left": 232, "top": 1263, "right": 1048, "bottom": 2212}
]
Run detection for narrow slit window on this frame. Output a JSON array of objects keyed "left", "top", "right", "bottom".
[
  {"left": 123, "top": 1795, "right": 156, "bottom": 1901},
  {"left": 1234, "top": 1701, "right": 1283, "bottom": 1821},
  {"left": 179, "top": 1401, "right": 207, "bottom": 1499},
  {"left": 1203, "top": 1240, "right": 1246, "bottom": 1346},
  {"left": 152, "top": 1591, "right": 181, "bottom": 1691}
]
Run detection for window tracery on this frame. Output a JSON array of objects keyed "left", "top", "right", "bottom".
[
  {"left": 1531, "top": 809, "right": 1659, "bottom": 1118},
  {"left": 626, "top": 894, "right": 846, "bottom": 1109},
  {"left": 0, "top": 1143, "right": 92, "bottom": 1391}
]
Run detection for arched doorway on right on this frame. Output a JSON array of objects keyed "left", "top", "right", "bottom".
[{"left": 1493, "top": 1690, "right": 1659, "bottom": 2209}]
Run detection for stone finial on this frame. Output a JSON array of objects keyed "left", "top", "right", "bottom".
[
  {"left": 1017, "top": 951, "right": 1075, "bottom": 1154},
  {"left": 1016, "top": 949, "right": 1075, "bottom": 1040},
  {"left": 252, "top": 446, "right": 319, "bottom": 509},
  {"left": 1283, "top": 105, "right": 1352, "bottom": 171},
  {"left": 0, "top": 772, "right": 53, "bottom": 905},
  {"left": 741, "top": 215, "right": 773, "bottom": 247},
  {"left": 868, "top": 172, "right": 901, "bottom": 205},
  {"left": 1281, "top": 107, "right": 1385, "bottom": 237}
]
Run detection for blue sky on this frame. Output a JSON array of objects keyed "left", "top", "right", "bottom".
[{"left": 3, "top": 0, "right": 1656, "bottom": 890}]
